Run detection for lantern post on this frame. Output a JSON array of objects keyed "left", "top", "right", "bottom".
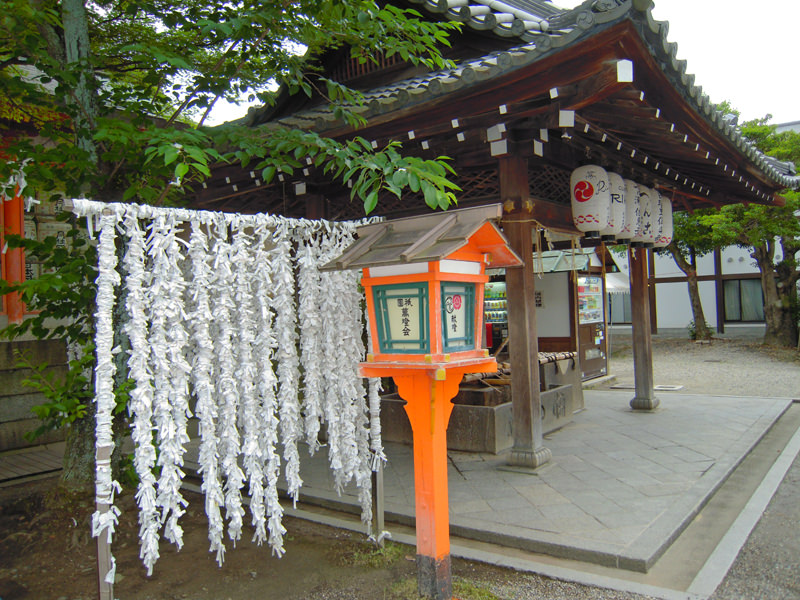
[{"left": 323, "top": 205, "right": 522, "bottom": 600}]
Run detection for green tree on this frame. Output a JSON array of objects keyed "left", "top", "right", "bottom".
[
  {"left": 1, "top": 0, "right": 461, "bottom": 493},
  {"left": 660, "top": 209, "right": 718, "bottom": 340},
  {"left": 698, "top": 113, "right": 800, "bottom": 347},
  {"left": 2, "top": 0, "right": 460, "bottom": 210}
]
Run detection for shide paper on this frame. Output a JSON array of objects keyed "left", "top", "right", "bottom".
[{"left": 71, "top": 199, "right": 381, "bottom": 578}]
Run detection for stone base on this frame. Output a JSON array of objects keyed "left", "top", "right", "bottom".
[
  {"left": 416, "top": 554, "right": 452, "bottom": 600},
  {"left": 507, "top": 445, "right": 552, "bottom": 469},
  {"left": 381, "top": 384, "right": 576, "bottom": 455},
  {"left": 381, "top": 396, "right": 513, "bottom": 454},
  {"left": 630, "top": 394, "right": 660, "bottom": 411}
]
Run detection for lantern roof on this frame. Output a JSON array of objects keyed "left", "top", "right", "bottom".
[{"left": 321, "top": 204, "right": 522, "bottom": 271}]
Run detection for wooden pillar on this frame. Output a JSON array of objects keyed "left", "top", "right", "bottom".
[
  {"left": 499, "top": 155, "right": 551, "bottom": 468},
  {"left": 2, "top": 191, "right": 26, "bottom": 323},
  {"left": 371, "top": 459, "right": 385, "bottom": 548},
  {"left": 305, "top": 193, "right": 326, "bottom": 220},
  {"left": 628, "top": 246, "right": 658, "bottom": 410},
  {"left": 648, "top": 249, "right": 657, "bottom": 334}
]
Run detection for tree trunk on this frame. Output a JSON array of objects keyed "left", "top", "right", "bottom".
[
  {"left": 668, "top": 244, "right": 712, "bottom": 340},
  {"left": 62, "top": 0, "right": 98, "bottom": 164},
  {"left": 754, "top": 244, "right": 799, "bottom": 347},
  {"left": 59, "top": 400, "right": 96, "bottom": 494}
]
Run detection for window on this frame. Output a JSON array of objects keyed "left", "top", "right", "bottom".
[
  {"left": 440, "top": 282, "right": 475, "bottom": 352},
  {"left": 609, "top": 293, "right": 632, "bottom": 324},
  {"left": 373, "top": 283, "right": 430, "bottom": 353},
  {"left": 723, "top": 279, "right": 764, "bottom": 322}
]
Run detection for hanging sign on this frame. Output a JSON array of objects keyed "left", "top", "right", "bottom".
[{"left": 570, "top": 165, "right": 611, "bottom": 239}]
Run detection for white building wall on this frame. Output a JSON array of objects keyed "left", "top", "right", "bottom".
[
  {"left": 652, "top": 250, "right": 716, "bottom": 277},
  {"left": 720, "top": 246, "right": 759, "bottom": 275},
  {"left": 654, "top": 280, "right": 716, "bottom": 329},
  {"left": 535, "top": 272, "right": 571, "bottom": 338}
]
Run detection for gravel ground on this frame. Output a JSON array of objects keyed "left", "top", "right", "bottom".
[
  {"left": 599, "top": 335, "right": 800, "bottom": 398},
  {"left": 711, "top": 453, "right": 800, "bottom": 600}
]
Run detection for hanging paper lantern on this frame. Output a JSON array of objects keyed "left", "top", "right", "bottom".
[
  {"left": 631, "top": 184, "right": 650, "bottom": 246},
  {"left": 600, "top": 172, "right": 626, "bottom": 241},
  {"left": 654, "top": 192, "right": 674, "bottom": 248},
  {"left": 570, "top": 165, "right": 611, "bottom": 238},
  {"left": 634, "top": 185, "right": 657, "bottom": 247},
  {"left": 616, "top": 179, "right": 639, "bottom": 244}
]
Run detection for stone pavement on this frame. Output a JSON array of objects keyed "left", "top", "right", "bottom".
[{"left": 294, "top": 391, "right": 793, "bottom": 574}]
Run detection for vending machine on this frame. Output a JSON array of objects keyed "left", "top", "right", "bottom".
[
  {"left": 576, "top": 275, "right": 608, "bottom": 379},
  {"left": 483, "top": 281, "right": 508, "bottom": 355}
]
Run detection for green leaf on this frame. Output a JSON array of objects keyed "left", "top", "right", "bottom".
[
  {"left": 262, "top": 166, "right": 277, "bottom": 183},
  {"left": 421, "top": 181, "right": 437, "bottom": 209},
  {"left": 364, "top": 190, "right": 379, "bottom": 214},
  {"left": 164, "top": 146, "right": 179, "bottom": 166},
  {"left": 408, "top": 171, "right": 420, "bottom": 193}
]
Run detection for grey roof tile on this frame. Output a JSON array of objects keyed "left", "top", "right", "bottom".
[{"left": 259, "top": 0, "right": 797, "bottom": 192}]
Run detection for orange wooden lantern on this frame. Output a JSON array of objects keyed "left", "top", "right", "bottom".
[{"left": 323, "top": 205, "right": 521, "bottom": 600}]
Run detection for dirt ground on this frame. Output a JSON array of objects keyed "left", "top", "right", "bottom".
[{"left": 0, "top": 478, "right": 518, "bottom": 600}]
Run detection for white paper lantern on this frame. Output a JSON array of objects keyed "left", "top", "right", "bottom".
[
  {"left": 571, "top": 165, "right": 611, "bottom": 238},
  {"left": 617, "top": 179, "right": 639, "bottom": 244},
  {"left": 633, "top": 185, "right": 656, "bottom": 247},
  {"left": 600, "top": 172, "right": 626, "bottom": 240},
  {"left": 654, "top": 192, "right": 673, "bottom": 248}
]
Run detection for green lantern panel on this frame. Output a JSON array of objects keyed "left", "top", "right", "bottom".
[
  {"left": 441, "top": 282, "right": 475, "bottom": 352},
  {"left": 373, "top": 283, "right": 430, "bottom": 353}
]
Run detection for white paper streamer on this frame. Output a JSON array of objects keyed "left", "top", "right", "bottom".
[
  {"left": 209, "top": 216, "right": 246, "bottom": 544},
  {"left": 273, "top": 220, "right": 303, "bottom": 503},
  {"left": 297, "top": 231, "right": 325, "bottom": 453},
  {"left": 187, "top": 218, "right": 226, "bottom": 564},
  {"left": 121, "top": 206, "right": 160, "bottom": 574},
  {"left": 68, "top": 198, "right": 383, "bottom": 578},
  {"left": 251, "top": 218, "right": 285, "bottom": 555},
  {"left": 231, "top": 218, "right": 270, "bottom": 547},
  {"left": 89, "top": 207, "right": 123, "bottom": 586},
  {"left": 147, "top": 213, "right": 191, "bottom": 549}
]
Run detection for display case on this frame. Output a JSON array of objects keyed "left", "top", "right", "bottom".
[
  {"left": 576, "top": 275, "right": 607, "bottom": 379},
  {"left": 484, "top": 282, "right": 508, "bottom": 353},
  {"left": 484, "top": 282, "right": 507, "bottom": 322},
  {"left": 577, "top": 276, "right": 603, "bottom": 324}
]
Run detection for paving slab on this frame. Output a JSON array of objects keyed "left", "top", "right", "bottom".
[{"left": 293, "top": 390, "right": 792, "bottom": 573}]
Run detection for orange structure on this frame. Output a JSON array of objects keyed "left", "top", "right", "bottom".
[
  {"left": 324, "top": 205, "right": 522, "bottom": 599},
  {"left": 1, "top": 189, "right": 26, "bottom": 323}
]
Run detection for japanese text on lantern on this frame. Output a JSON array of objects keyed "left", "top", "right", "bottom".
[
  {"left": 386, "top": 293, "right": 420, "bottom": 342},
  {"left": 443, "top": 288, "right": 468, "bottom": 347}
]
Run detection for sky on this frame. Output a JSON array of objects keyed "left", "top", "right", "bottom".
[
  {"left": 559, "top": 0, "right": 800, "bottom": 125},
  {"left": 208, "top": 0, "right": 800, "bottom": 126}
]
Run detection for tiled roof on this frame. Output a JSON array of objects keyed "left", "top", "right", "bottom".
[
  {"left": 251, "top": 0, "right": 798, "bottom": 195},
  {"left": 321, "top": 204, "right": 523, "bottom": 270}
]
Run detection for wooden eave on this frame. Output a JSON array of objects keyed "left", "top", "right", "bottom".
[{"left": 190, "top": 12, "right": 795, "bottom": 221}]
